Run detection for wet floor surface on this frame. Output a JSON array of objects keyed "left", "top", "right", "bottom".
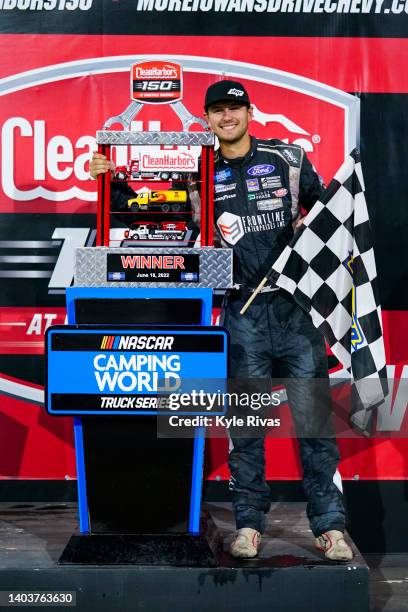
[{"left": 0, "top": 501, "right": 403, "bottom": 610}]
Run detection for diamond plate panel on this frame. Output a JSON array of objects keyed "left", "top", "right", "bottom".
[
  {"left": 96, "top": 131, "right": 215, "bottom": 146},
  {"left": 74, "top": 247, "right": 233, "bottom": 288}
]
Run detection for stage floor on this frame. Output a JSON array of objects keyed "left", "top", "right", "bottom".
[{"left": 0, "top": 500, "right": 393, "bottom": 612}]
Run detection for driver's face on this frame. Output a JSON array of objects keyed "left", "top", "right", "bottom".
[{"left": 205, "top": 102, "right": 253, "bottom": 144}]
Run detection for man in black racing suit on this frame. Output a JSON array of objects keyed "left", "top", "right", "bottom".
[
  {"left": 204, "top": 80, "right": 352, "bottom": 562},
  {"left": 89, "top": 79, "right": 352, "bottom": 561}
]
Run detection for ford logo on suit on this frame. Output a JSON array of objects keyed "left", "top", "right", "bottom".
[{"left": 247, "top": 164, "right": 275, "bottom": 176}]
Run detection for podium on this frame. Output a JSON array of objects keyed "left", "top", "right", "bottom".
[
  {"left": 45, "top": 243, "right": 233, "bottom": 563},
  {"left": 42, "top": 118, "right": 237, "bottom": 562}
]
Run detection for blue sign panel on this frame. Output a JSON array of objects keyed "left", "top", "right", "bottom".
[{"left": 46, "top": 326, "right": 228, "bottom": 416}]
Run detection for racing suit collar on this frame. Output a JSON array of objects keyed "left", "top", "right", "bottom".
[{"left": 217, "top": 136, "right": 257, "bottom": 166}]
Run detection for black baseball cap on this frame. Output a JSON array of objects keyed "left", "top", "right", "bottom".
[{"left": 204, "top": 80, "right": 251, "bottom": 111}]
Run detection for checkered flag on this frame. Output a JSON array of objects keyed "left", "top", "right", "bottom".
[{"left": 271, "top": 149, "right": 388, "bottom": 433}]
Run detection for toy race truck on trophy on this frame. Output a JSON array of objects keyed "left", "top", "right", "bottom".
[
  {"left": 115, "top": 159, "right": 158, "bottom": 181},
  {"left": 123, "top": 221, "right": 187, "bottom": 241},
  {"left": 127, "top": 189, "right": 188, "bottom": 212},
  {"left": 115, "top": 157, "right": 190, "bottom": 182}
]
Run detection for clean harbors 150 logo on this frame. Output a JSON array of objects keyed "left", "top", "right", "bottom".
[{"left": 132, "top": 61, "right": 182, "bottom": 104}]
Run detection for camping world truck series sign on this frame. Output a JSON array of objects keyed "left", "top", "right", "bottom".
[{"left": 45, "top": 326, "right": 228, "bottom": 415}]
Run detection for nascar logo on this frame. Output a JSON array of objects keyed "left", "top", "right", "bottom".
[
  {"left": 100, "top": 335, "right": 174, "bottom": 350},
  {"left": 101, "top": 335, "right": 119, "bottom": 350}
]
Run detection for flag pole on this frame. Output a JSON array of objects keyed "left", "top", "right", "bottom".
[
  {"left": 240, "top": 218, "right": 305, "bottom": 315},
  {"left": 239, "top": 276, "right": 269, "bottom": 315}
]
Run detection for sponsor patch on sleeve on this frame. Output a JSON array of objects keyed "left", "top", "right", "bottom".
[
  {"left": 246, "top": 178, "right": 260, "bottom": 192},
  {"left": 215, "top": 168, "right": 232, "bottom": 183},
  {"left": 215, "top": 182, "right": 237, "bottom": 194},
  {"left": 256, "top": 198, "right": 283, "bottom": 211},
  {"left": 272, "top": 188, "right": 288, "bottom": 197},
  {"left": 261, "top": 176, "right": 282, "bottom": 189},
  {"left": 280, "top": 147, "right": 301, "bottom": 166}
]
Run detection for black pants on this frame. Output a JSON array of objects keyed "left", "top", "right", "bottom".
[{"left": 222, "top": 290, "right": 345, "bottom": 537}]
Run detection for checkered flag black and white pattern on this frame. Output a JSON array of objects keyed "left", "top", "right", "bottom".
[{"left": 272, "top": 149, "right": 388, "bottom": 432}]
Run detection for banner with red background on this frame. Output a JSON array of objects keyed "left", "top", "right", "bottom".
[{"left": 0, "top": 1, "right": 407, "bottom": 483}]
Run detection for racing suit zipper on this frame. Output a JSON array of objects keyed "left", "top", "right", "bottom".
[{"left": 240, "top": 162, "right": 264, "bottom": 289}]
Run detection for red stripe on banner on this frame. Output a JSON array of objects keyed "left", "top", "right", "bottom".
[
  {"left": 0, "top": 307, "right": 66, "bottom": 355},
  {"left": 0, "top": 394, "right": 75, "bottom": 480},
  {"left": 382, "top": 311, "right": 408, "bottom": 366},
  {"left": 205, "top": 438, "right": 408, "bottom": 481},
  {"left": 1, "top": 35, "right": 408, "bottom": 92}
]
